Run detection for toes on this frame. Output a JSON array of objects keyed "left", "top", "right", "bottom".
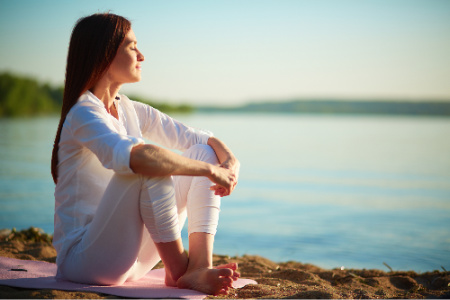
[
  {"left": 231, "top": 270, "right": 241, "bottom": 281},
  {"left": 215, "top": 263, "right": 240, "bottom": 280},
  {"left": 216, "top": 288, "right": 229, "bottom": 296},
  {"left": 215, "top": 279, "right": 232, "bottom": 295},
  {"left": 222, "top": 276, "right": 233, "bottom": 286},
  {"left": 216, "top": 268, "right": 233, "bottom": 277},
  {"left": 216, "top": 262, "right": 238, "bottom": 270}
]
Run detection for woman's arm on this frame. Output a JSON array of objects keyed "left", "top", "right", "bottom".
[
  {"left": 207, "top": 137, "right": 240, "bottom": 196},
  {"left": 130, "top": 143, "right": 237, "bottom": 195},
  {"left": 132, "top": 100, "right": 211, "bottom": 151}
]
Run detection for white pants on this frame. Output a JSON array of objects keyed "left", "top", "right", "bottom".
[{"left": 60, "top": 144, "right": 221, "bottom": 285}]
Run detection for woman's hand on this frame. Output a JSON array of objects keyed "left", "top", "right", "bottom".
[
  {"left": 220, "top": 158, "right": 240, "bottom": 181},
  {"left": 207, "top": 137, "right": 240, "bottom": 197},
  {"left": 208, "top": 164, "right": 238, "bottom": 197},
  {"left": 220, "top": 158, "right": 240, "bottom": 194}
]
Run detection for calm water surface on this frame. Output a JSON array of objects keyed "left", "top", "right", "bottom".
[{"left": 0, "top": 113, "right": 449, "bottom": 272}]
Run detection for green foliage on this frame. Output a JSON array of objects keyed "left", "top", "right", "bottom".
[
  {"left": 0, "top": 72, "right": 63, "bottom": 117},
  {"left": 0, "top": 72, "right": 193, "bottom": 117}
]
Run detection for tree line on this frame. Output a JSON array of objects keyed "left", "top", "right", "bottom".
[
  {"left": 0, "top": 72, "right": 192, "bottom": 117},
  {"left": 0, "top": 72, "right": 63, "bottom": 117}
]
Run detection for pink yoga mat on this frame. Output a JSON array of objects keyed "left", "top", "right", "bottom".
[{"left": 0, "top": 257, "right": 256, "bottom": 299}]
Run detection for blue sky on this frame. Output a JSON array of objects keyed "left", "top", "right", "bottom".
[{"left": 1, "top": 0, "right": 450, "bottom": 105}]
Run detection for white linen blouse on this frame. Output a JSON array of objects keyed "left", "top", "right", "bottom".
[{"left": 53, "top": 90, "right": 212, "bottom": 268}]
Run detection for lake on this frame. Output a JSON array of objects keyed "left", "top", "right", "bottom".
[{"left": 0, "top": 113, "right": 449, "bottom": 272}]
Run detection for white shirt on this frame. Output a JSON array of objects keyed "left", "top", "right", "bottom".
[{"left": 53, "top": 91, "right": 212, "bottom": 267}]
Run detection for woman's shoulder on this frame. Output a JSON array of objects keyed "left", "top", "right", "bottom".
[
  {"left": 120, "top": 94, "right": 156, "bottom": 116},
  {"left": 66, "top": 91, "right": 107, "bottom": 123},
  {"left": 119, "top": 94, "right": 146, "bottom": 108},
  {"left": 76, "top": 91, "right": 105, "bottom": 108}
]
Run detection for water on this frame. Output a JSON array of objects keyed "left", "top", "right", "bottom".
[{"left": 0, "top": 113, "right": 449, "bottom": 272}]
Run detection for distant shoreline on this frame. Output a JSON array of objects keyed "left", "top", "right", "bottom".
[
  {"left": 198, "top": 99, "right": 450, "bottom": 116},
  {"left": 3, "top": 72, "right": 450, "bottom": 118}
]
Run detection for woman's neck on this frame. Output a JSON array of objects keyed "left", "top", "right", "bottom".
[{"left": 91, "top": 79, "right": 121, "bottom": 118}]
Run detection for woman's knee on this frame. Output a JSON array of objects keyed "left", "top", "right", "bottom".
[{"left": 183, "top": 144, "right": 218, "bottom": 165}]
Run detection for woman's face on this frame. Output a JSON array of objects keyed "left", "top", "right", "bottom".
[{"left": 107, "top": 29, "right": 144, "bottom": 84}]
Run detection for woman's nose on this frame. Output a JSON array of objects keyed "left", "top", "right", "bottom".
[{"left": 138, "top": 49, "right": 145, "bottom": 62}]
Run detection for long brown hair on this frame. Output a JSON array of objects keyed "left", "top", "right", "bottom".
[{"left": 51, "top": 13, "right": 131, "bottom": 183}]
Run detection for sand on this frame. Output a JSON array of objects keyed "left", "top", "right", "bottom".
[{"left": 1, "top": 227, "right": 449, "bottom": 299}]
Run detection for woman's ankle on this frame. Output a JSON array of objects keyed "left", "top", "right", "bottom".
[{"left": 187, "top": 232, "right": 214, "bottom": 270}]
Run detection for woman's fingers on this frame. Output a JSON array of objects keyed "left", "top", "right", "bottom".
[
  {"left": 210, "top": 185, "right": 228, "bottom": 197},
  {"left": 219, "top": 160, "right": 240, "bottom": 190},
  {"left": 209, "top": 164, "right": 239, "bottom": 197}
]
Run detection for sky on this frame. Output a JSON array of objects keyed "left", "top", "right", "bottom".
[{"left": 1, "top": 0, "right": 450, "bottom": 106}]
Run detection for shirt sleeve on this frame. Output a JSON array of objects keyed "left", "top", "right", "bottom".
[
  {"left": 132, "top": 100, "right": 213, "bottom": 151},
  {"left": 67, "top": 103, "right": 144, "bottom": 174}
]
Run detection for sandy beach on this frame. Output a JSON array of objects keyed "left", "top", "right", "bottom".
[{"left": 1, "top": 227, "right": 449, "bottom": 299}]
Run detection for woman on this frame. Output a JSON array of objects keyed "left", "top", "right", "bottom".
[{"left": 51, "top": 13, "right": 240, "bottom": 295}]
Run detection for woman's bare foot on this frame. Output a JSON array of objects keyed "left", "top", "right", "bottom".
[
  {"left": 177, "top": 267, "right": 234, "bottom": 295},
  {"left": 167, "top": 263, "right": 239, "bottom": 288},
  {"left": 215, "top": 262, "right": 240, "bottom": 281}
]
